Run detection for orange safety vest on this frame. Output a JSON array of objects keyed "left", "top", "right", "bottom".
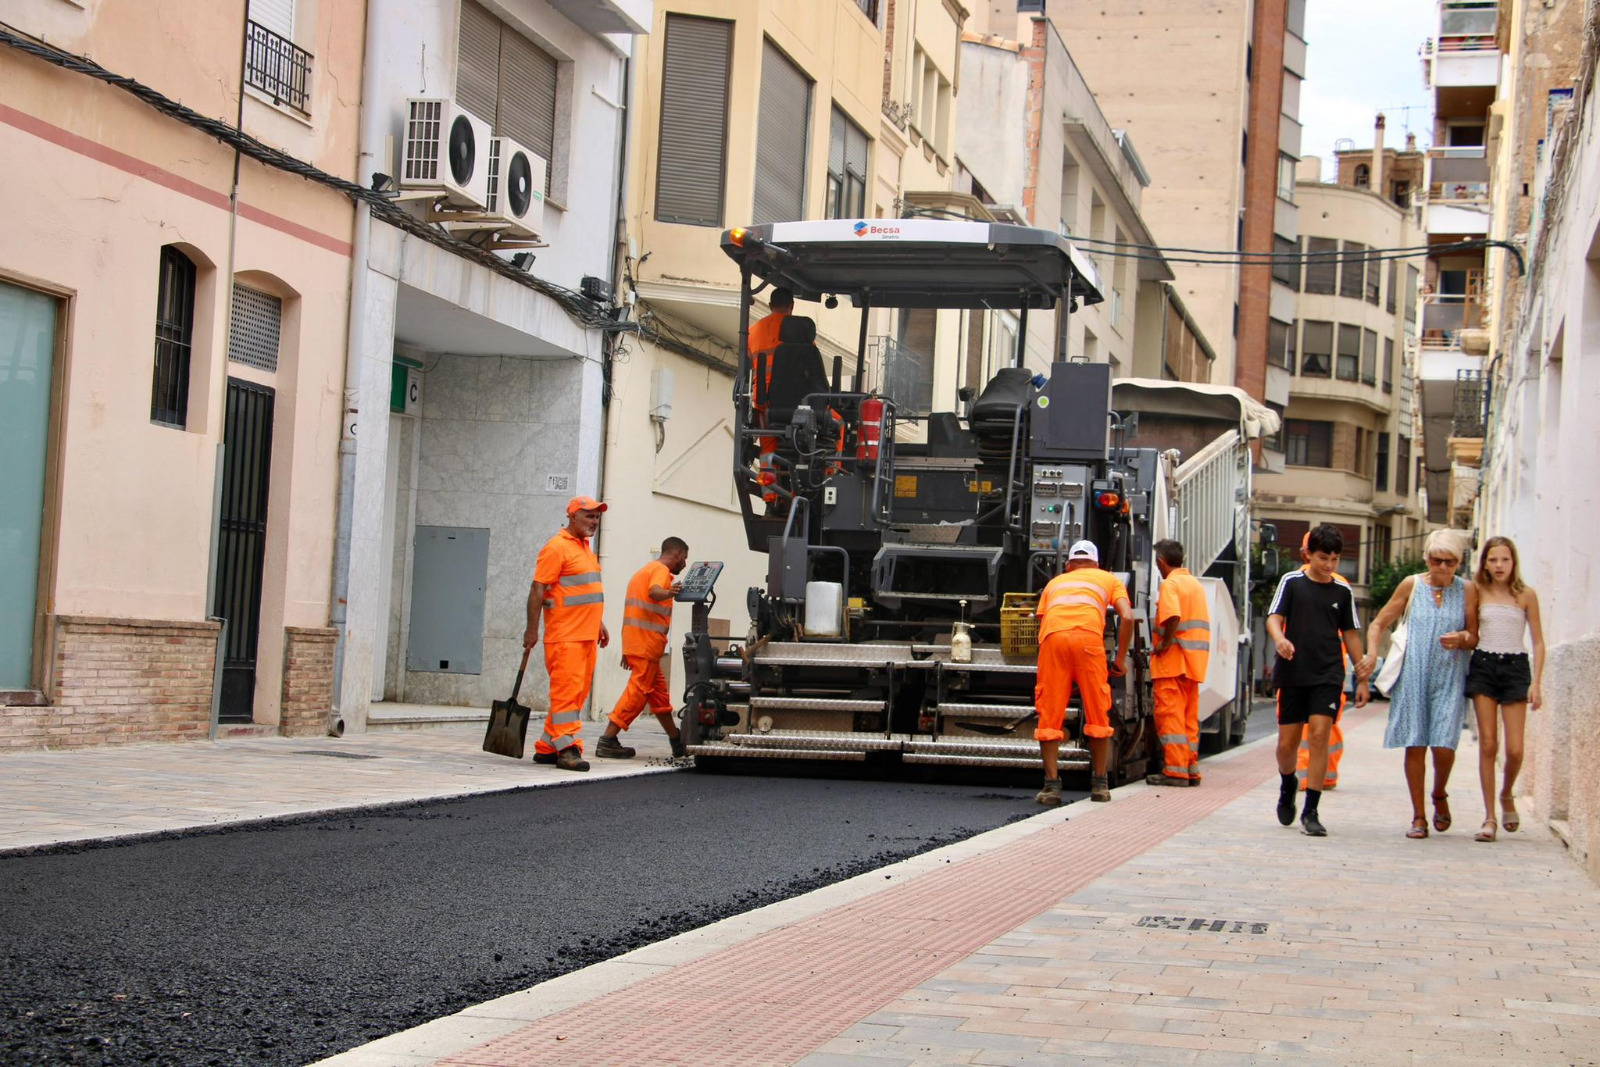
[
  {"left": 621, "top": 560, "right": 674, "bottom": 659},
  {"left": 747, "top": 310, "right": 788, "bottom": 410},
  {"left": 1152, "top": 568, "right": 1211, "bottom": 681},
  {"left": 1037, "top": 568, "right": 1129, "bottom": 643},
  {"left": 534, "top": 528, "right": 604, "bottom": 643}
]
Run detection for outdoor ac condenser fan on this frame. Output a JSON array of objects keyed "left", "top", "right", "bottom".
[
  {"left": 401, "top": 97, "right": 491, "bottom": 208},
  {"left": 481, "top": 136, "right": 546, "bottom": 240}
]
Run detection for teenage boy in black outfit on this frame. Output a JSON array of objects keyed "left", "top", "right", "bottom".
[{"left": 1266, "top": 524, "right": 1369, "bottom": 835}]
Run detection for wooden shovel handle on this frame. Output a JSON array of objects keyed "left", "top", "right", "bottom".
[{"left": 510, "top": 646, "right": 532, "bottom": 701}]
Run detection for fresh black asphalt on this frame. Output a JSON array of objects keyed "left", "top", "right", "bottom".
[{"left": 0, "top": 770, "right": 1048, "bottom": 1066}]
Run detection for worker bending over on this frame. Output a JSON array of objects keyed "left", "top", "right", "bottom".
[
  {"left": 1148, "top": 539, "right": 1211, "bottom": 787},
  {"left": 1034, "top": 540, "right": 1134, "bottom": 805},
  {"left": 597, "top": 537, "right": 689, "bottom": 759},
  {"left": 523, "top": 497, "right": 610, "bottom": 772}
]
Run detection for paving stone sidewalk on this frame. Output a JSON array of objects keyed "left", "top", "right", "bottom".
[
  {"left": 0, "top": 720, "right": 678, "bottom": 853},
  {"left": 319, "top": 704, "right": 1600, "bottom": 1066}
]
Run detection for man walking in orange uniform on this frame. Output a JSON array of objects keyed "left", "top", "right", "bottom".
[
  {"left": 523, "top": 497, "right": 610, "bottom": 772},
  {"left": 1147, "top": 539, "right": 1211, "bottom": 787},
  {"left": 595, "top": 536, "right": 689, "bottom": 760},
  {"left": 1034, "top": 540, "right": 1135, "bottom": 806}
]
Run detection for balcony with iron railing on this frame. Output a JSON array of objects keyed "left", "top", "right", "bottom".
[{"left": 245, "top": 20, "right": 312, "bottom": 115}]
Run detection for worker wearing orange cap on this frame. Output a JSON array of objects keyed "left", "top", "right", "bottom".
[
  {"left": 524, "top": 497, "right": 610, "bottom": 771},
  {"left": 1294, "top": 530, "right": 1349, "bottom": 790},
  {"left": 596, "top": 536, "right": 689, "bottom": 759}
]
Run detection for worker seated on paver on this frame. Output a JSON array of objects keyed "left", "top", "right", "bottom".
[{"left": 753, "top": 315, "right": 838, "bottom": 511}]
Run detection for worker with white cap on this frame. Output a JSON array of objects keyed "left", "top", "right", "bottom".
[{"left": 1033, "top": 539, "right": 1135, "bottom": 804}]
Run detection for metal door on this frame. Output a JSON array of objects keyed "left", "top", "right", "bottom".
[
  {"left": 0, "top": 282, "right": 57, "bottom": 690},
  {"left": 213, "top": 379, "right": 274, "bottom": 722}
]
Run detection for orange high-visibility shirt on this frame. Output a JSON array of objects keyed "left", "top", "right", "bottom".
[
  {"left": 621, "top": 560, "right": 674, "bottom": 659},
  {"left": 1152, "top": 567, "right": 1211, "bottom": 681},
  {"left": 534, "top": 529, "right": 604, "bottom": 643},
  {"left": 747, "top": 310, "right": 789, "bottom": 410},
  {"left": 1037, "top": 567, "right": 1128, "bottom": 643}
]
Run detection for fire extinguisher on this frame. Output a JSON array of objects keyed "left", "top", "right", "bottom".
[{"left": 857, "top": 397, "right": 884, "bottom": 461}]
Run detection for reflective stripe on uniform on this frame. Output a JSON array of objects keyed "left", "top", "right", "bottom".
[
  {"left": 1175, "top": 637, "right": 1211, "bottom": 650},
  {"left": 1048, "top": 592, "right": 1108, "bottom": 611},
  {"left": 560, "top": 592, "right": 605, "bottom": 607},
  {"left": 549, "top": 710, "right": 583, "bottom": 726},
  {"left": 560, "top": 572, "right": 602, "bottom": 586},
  {"left": 626, "top": 596, "right": 671, "bottom": 616},
  {"left": 539, "top": 731, "right": 580, "bottom": 750},
  {"left": 1179, "top": 619, "right": 1211, "bottom": 632},
  {"left": 624, "top": 618, "right": 670, "bottom": 634},
  {"left": 1164, "top": 765, "right": 1191, "bottom": 777},
  {"left": 1159, "top": 733, "right": 1189, "bottom": 746}
]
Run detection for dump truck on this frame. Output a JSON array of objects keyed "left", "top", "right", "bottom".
[{"left": 674, "top": 220, "right": 1270, "bottom": 782}]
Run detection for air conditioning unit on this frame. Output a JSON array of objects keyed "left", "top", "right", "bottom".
[
  {"left": 483, "top": 137, "right": 546, "bottom": 239},
  {"left": 401, "top": 97, "right": 491, "bottom": 208}
]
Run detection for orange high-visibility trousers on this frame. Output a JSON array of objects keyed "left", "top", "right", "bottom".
[
  {"left": 1153, "top": 676, "right": 1201, "bottom": 782},
  {"left": 609, "top": 654, "right": 673, "bottom": 731},
  {"left": 1035, "top": 629, "right": 1114, "bottom": 742},
  {"left": 1297, "top": 693, "right": 1345, "bottom": 789},
  {"left": 534, "top": 639, "right": 597, "bottom": 755}
]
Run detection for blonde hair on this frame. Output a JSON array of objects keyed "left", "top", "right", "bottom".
[
  {"left": 1474, "top": 535, "right": 1526, "bottom": 594},
  {"left": 1422, "top": 529, "right": 1465, "bottom": 562}
]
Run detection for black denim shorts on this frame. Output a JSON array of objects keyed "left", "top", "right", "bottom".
[{"left": 1465, "top": 650, "right": 1532, "bottom": 704}]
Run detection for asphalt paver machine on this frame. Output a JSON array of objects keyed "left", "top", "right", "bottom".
[{"left": 677, "top": 219, "right": 1253, "bottom": 782}]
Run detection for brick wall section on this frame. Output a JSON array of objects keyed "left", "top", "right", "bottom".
[
  {"left": 0, "top": 616, "right": 219, "bottom": 751},
  {"left": 281, "top": 627, "right": 336, "bottom": 738}
]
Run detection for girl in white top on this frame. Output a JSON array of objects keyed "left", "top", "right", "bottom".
[{"left": 1466, "top": 536, "right": 1545, "bottom": 842}]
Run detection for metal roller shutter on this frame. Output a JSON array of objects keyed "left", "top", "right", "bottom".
[
  {"left": 455, "top": 0, "right": 500, "bottom": 125},
  {"left": 248, "top": 0, "right": 295, "bottom": 38},
  {"left": 752, "top": 40, "right": 811, "bottom": 225},
  {"left": 498, "top": 30, "right": 558, "bottom": 196},
  {"left": 656, "top": 15, "right": 732, "bottom": 227}
]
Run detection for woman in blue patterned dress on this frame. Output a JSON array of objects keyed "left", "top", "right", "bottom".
[{"left": 1362, "top": 531, "right": 1479, "bottom": 839}]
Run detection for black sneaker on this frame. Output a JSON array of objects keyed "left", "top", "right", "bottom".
[
  {"left": 669, "top": 735, "right": 686, "bottom": 758},
  {"left": 1035, "top": 777, "right": 1063, "bottom": 807},
  {"left": 533, "top": 751, "right": 557, "bottom": 765},
  {"left": 1090, "top": 775, "right": 1111, "bottom": 803},
  {"left": 1301, "top": 811, "right": 1327, "bottom": 837},
  {"left": 1277, "top": 791, "right": 1297, "bottom": 826},
  {"left": 595, "top": 735, "right": 636, "bottom": 759},
  {"left": 555, "top": 748, "right": 591, "bottom": 772}
]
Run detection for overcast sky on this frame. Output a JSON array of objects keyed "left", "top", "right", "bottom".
[{"left": 1299, "top": 1, "right": 1438, "bottom": 180}]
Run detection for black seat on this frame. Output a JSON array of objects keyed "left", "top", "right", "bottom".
[{"left": 760, "top": 316, "right": 830, "bottom": 424}]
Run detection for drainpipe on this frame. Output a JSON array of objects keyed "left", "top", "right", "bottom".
[{"left": 328, "top": 0, "right": 386, "bottom": 735}]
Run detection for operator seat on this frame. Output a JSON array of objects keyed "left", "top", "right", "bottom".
[{"left": 760, "top": 315, "right": 830, "bottom": 425}]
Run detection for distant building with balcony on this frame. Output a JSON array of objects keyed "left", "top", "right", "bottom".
[
  {"left": 1333, "top": 115, "right": 1425, "bottom": 211},
  {"left": 1253, "top": 154, "right": 1427, "bottom": 607}
]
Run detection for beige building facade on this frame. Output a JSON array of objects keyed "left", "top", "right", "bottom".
[{"left": 0, "top": 0, "right": 364, "bottom": 746}]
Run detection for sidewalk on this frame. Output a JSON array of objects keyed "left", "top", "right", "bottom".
[
  {"left": 0, "top": 719, "right": 679, "bottom": 853},
  {"left": 318, "top": 704, "right": 1600, "bottom": 1066}
]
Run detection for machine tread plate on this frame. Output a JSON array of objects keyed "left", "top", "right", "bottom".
[
  {"left": 689, "top": 743, "right": 865, "bottom": 762},
  {"left": 936, "top": 702, "right": 1037, "bottom": 719},
  {"left": 749, "top": 697, "right": 886, "bottom": 712},
  {"left": 753, "top": 642, "right": 917, "bottom": 667},
  {"left": 937, "top": 661, "right": 1038, "bottom": 674},
  {"left": 725, "top": 731, "right": 901, "bottom": 752},
  {"left": 905, "top": 739, "right": 1086, "bottom": 758},
  {"left": 902, "top": 753, "right": 1056, "bottom": 770}
]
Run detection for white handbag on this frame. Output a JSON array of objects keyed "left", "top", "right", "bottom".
[{"left": 1375, "top": 617, "right": 1407, "bottom": 696}]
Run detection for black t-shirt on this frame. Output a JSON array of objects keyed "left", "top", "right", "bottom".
[{"left": 1269, "top": 571, "right": 1359, "bottom": 688}]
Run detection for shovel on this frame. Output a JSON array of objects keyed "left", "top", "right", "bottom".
[{"left": 482, "top": 648, "right": 533, "bottom": 759}]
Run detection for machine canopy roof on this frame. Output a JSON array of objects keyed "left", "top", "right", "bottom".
[{"left": 720, "top": 220, "right": 1105, "bottom": 310}]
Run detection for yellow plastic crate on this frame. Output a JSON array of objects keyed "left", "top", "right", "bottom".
[{"left": 1000, "top": 592, "right": 1040, "bottom": 657}]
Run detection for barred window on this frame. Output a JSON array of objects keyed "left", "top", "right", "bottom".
[
  {"left": 151, "top": 246, "right": 197, "bottom": 428},
  {"left": 229, "top": 283, "right": 281, "bottom": 372}
]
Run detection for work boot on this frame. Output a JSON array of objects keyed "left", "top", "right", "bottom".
[
  {"left": 1035, "top": 777, "right": 1063, "bottom": 807},
  {"left": 555, "top": 747, "right": 590, "bottom": 772},
  {"left": 1146, "top": 774, "right": 1191, "bottom": 787},
  {"left": 532, "top": 751, "right": 557, "bottom": 765},
  {"left": 669, "top": 735, "right": 686, "bottom": 758},
  {"left": 595, "top": 735, "right": 636, "bottom": 759},
  {"left": 1301, "top": 811, "right": 1327, "bottom": 837},
  {"left": 1090, "top": 775, "right": 1111, "bottom": 803}
]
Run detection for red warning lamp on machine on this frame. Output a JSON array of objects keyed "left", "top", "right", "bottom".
[{"left": 1095, "top": 490, "right": 1122, "bottom": 510}]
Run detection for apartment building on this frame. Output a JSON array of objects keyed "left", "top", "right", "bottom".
[
  {"left": 594, "top": 0, "right": 971, "bottom": 716},
  {"left": 1021, "top": 0, "right": 1306, "bottom": 404},
  {"left": 0, "top": 0, "right": 364, "bottom": 747},
  {"left": 957, "top": 14, "right": 1214, "bottom": 383},
  {"left": 1253, "top": 150, "right": 1428, "bottom": 607}
]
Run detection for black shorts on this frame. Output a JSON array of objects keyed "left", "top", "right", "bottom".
[
  {"left": 1276, "top": 684, "right": 1343, "bottom": 726},
  {"left": 1466, "top": 651, "right": 1531, "bottom": 704}
]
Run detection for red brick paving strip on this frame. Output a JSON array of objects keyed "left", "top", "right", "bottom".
[{"left": 441, "top": 712, "right": 1371, "bottom": 1066}]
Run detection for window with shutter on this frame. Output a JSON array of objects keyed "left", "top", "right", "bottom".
[
  {"left": 656, "top": 15, "right": 732, "bottom": 227},
  {"left": 826, "top": 107, "right": 869, "bottom": 219},
  {"left": 456, "top": 1, "right": 559, "bottom": 197},
  {"left": 248, "top": 0, "right": 295, "bottom": 39},
  {"left": 753, "top": 41, "right": 811, "bottom": 225},
  {"left": 229, "top": 284, "right": 281, "bottom": 373},
  {"left": 1340, "top": 242, "right": 1366, "bottom": 299},
  {"left": 1304, "top": 237, "right": 1337, "bottom": 294}
]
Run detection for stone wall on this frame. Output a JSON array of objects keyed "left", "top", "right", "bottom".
[
  {"left": 281, "top": 627, "right": 337, "bottom": 738},
  {"left": 0, "top": 616, "right": 218, "bottom": 750}
]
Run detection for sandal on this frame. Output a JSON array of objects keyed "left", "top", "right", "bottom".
[
  {"left": 1501, "top": 795, "right": 1520, "bottom": 833},
  {"left": 1475, "top": 819, "right": 1498, "bottom": 843},
  {"left": 1407, "top": 818, "right": 1430, "bottom": 839},
  {"left": 1432, "top": 792, "right": 1452, "bottom": 833}
]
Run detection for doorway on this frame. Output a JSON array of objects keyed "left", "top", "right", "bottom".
[
  {"left": 213, "top": 378, "right": 275, "bottom": 722},
  {"left": 0, "top": 281, "right": 57, "bottom": 691}
]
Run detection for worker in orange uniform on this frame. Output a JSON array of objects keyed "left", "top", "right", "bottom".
[
  {"left": 523, "top": 497, "right": 610, "bottom": 772},
  {"left": 1034, "top": 540, "right": 1135, "bottom": 806},
  {"left": 1146, "top": 539, "right": 1211, "bottom": 787},
  {"left": 747, "top": 288, "right": 793, "bottom": 508},
  {"left": 1294, "top": 532, "right": 1349, "bottom": 790},
  {"left": 595, "top": 536, "right": 690, "bottom": 760}
]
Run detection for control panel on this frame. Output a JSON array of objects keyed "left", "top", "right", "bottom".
[
  {"left": 1028, "top": 464, "right": 1088, "bottom": 551},
  {"left": 675, "top": 561, "right": 725, "bottom": 603}
]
